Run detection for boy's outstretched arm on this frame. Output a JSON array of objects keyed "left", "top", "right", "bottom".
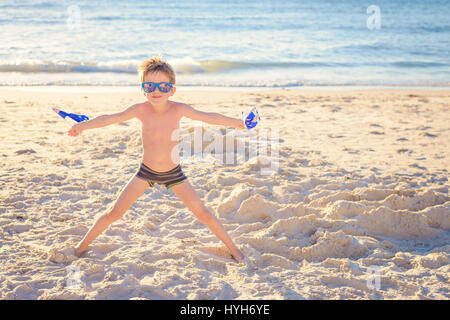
[
  {"left": 181, "top": 103, "right": 245, "bottom": 130},
  {"left": 68, "top": 104, "right": 140, "bottom": 136}
]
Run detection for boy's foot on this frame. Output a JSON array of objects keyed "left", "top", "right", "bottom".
[
  {"left": 74, "top": 245, "right": 87, "bottom": 257},
  {"left": 230, "top": 250, "right": 245, "bottom": 263}
]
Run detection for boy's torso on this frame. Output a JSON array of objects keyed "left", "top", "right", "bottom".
[{"left": 136, "top": 100, "right": 183, "bottom": 172}]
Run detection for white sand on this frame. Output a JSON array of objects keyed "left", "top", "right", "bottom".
[{"left": 0, "top": 87, "right": 449, "bottom": 300}]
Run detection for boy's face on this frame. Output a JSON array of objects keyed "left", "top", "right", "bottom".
[{"left": 142, "top": 71, "right": 176, "bottom": 105}]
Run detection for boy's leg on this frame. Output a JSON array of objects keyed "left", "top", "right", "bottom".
[
  {"left": 170, "top": 179, "right": 244, "bottom": 262},
  {"left": 75, "top": 176, "right": 149, "bottom": 256}
]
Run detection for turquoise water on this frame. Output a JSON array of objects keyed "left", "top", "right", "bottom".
[{"left": 1, "top": 0, "right": 449, "bottom": 86}]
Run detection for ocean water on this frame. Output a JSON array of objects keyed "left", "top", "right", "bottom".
[{"left": 0, "top": 0, "right": 449, "bottom": 87}]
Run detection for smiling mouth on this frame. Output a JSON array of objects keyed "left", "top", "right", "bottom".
[{"left": 152, "top": 96, "right": 162, "bottom": 98}]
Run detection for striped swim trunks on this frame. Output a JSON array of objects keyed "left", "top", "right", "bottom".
[{"left": 136, "top": 163, "right": 187, "bottom": 189}]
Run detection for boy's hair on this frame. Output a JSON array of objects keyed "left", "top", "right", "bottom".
[{"left": 138, "top": 56, "right": 176, "bottom": 84}]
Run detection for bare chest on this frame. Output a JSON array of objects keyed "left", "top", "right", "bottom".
[{"left": 139, "top": 105, "right": 181, "bottom": 142}]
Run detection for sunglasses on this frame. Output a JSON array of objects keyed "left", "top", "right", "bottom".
[{"left": 141, "top": 82, "right": 173, "bottom": 93}]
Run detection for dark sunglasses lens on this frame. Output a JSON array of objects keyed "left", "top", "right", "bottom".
[
  {"left": 143, "top": 83, "right": 155, "bottom": 93},
  {"left": 159, "top": 83, "right": 172, "bottom": 93}
]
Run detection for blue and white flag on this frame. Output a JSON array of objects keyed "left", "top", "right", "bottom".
[
  {"left": 52, "top": 108, "right": 89, "bottom": 123},
  {"left": 242, "top": 107, "right": 261, "bottom": 130}
]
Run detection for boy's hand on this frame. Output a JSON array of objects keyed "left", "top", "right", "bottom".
[
  {"left": 68, "top": 123, "right": 84, "bottom": 136},
  {"left": 233, "top": 119, "right": 246, "bottom": 130}
]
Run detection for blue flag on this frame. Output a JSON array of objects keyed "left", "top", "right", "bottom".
[{"left": 52, "top": 108, "right": 89, "bottom": 123}]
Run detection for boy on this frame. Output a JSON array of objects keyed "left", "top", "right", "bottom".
[{"left": 69, "top": 56, "right": 245, "bottom": 262}]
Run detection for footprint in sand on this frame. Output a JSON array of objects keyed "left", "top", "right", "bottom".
[
  {"left": 331, "top": 106, "right": 342, "bottom": 112},
  {"left": 343, "top": 148, "right": 359, "bottom": 154},
  {"left": 47, "top": 245, "right": 77, "bottom": 264},
  {"left": 409, "top": 163, "right": 427, "bottom": 171},
  {"left": 328, "top": 134, "right": 345, "bottom": 139},
  {"left": 421, "top": 132, "right": 438, "bottom": 138},
  {"left": 15, "top": 149, "right": 36, "bottom": 155}
]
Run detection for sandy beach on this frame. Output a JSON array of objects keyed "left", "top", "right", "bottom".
[{"left": 0, "top": 87, "right": 448, "bottom": 300}]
